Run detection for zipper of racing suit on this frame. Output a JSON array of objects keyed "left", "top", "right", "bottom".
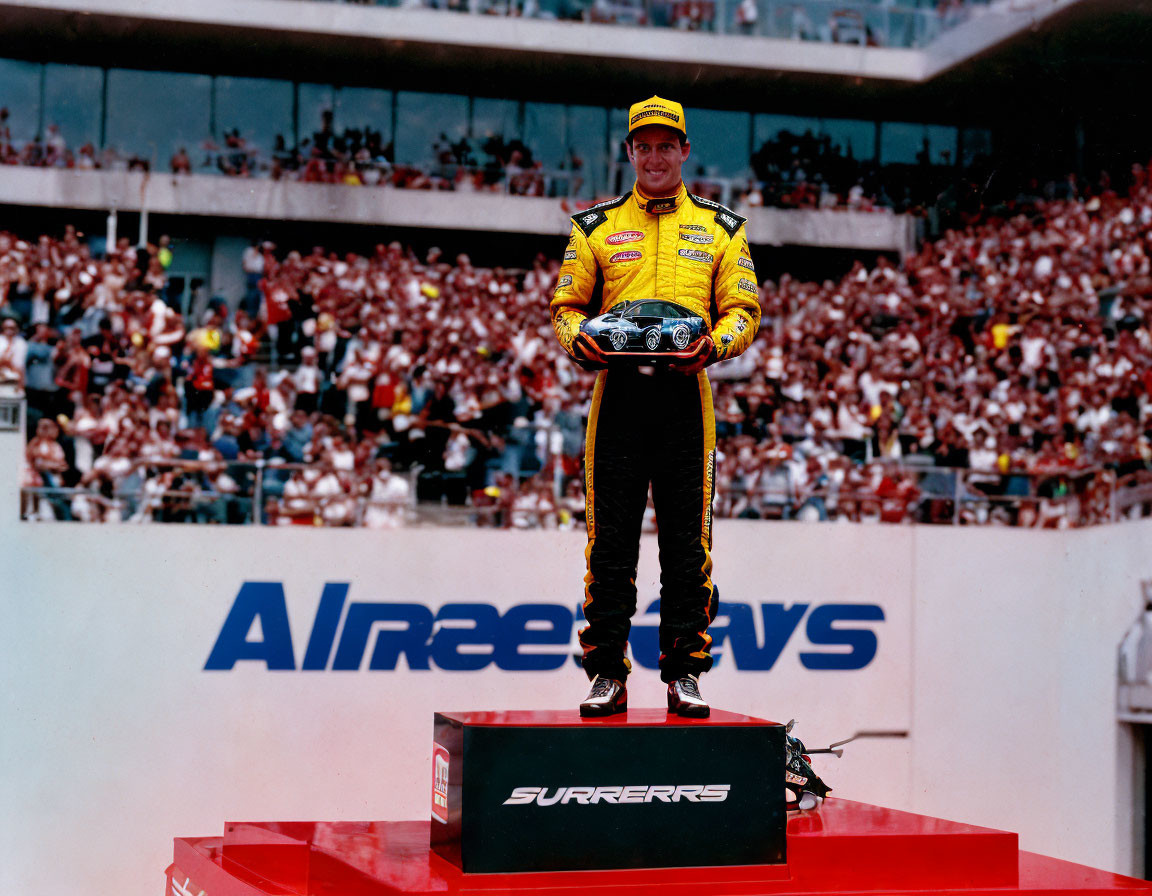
[{"left": 655, "top": 209, "right": 661, "bottom": 304}]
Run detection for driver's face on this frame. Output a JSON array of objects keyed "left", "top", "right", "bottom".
[{"left": 627, "top": 125, "right": 690, "bottom": 197}]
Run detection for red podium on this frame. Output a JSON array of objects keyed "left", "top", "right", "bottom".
[
  {"left": 167, "top": 709, "right": 1152, "bottom": 895},
  {"left": 429, "top": 708, "right": 787, "bottom": 872}
]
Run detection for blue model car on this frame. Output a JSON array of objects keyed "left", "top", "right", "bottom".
[{"left": 582, "top": 300, "right": 709, "bottom": 359}]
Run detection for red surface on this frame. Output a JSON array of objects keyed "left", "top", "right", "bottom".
[
  {"left": 169, "top": 800, "right": 1152, "bottom": 895},
  {"left": 436, "top": 708, "right": 779, "bottom": 727}
]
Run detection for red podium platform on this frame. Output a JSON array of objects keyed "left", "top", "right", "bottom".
[
  {"left": 166, "top": 708, "right": 1152, "bottom": 895},
  {"left": 167, "top": 800, "right": 1152, "bottom": 896}
]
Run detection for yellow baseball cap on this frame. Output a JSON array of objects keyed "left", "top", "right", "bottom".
[{"left": 627, "top": 96, "right": 687, "bottom": 140}]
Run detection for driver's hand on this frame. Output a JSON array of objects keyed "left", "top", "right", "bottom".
[
  {"left": 571, "top": 331, "right": 609, "bottom": 371},
  {"left": 669, "top": 335, "right": 715, "bottom": 375}
]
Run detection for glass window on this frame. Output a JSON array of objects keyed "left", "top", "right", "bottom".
[
  {"left": 604, "top": 106, "right": 631, "bottom": 195},
  {"left": 684, "top": 108, "right": 750, "bottom": 179},
  {"left": 472, "top": 97, "right": 519, "bottom": 143},
  {"left": 472, "top": 97, "right": 519, "bottom": 168},
  {"left": 44, "top": 64, "right": 102, "bottom": 152},
  {"left": 395, "top": 92, "right": 467, "bottom": 166},
  {"left": 819, "top": 118, "right": 876, "bottom": 161},
  {"left": 298, "top": 82, "right": 335, "bottom": 150},
  {"left": 334, "top": 87, "right": 392, "bottom": 143},
  {"left": 751, "top": 113, "right": 827, "bottom": 184},
  {"left": 880, "top": 121, "right": 957, "bottom": 165},
  {"left": 0, "top": 59, "right": 42, "bottom": 145},
  {"left": 106, "top": 69, "right": 211, "bottom": 169},
  {"left": 215, "top": 76, "right": 293, "bottom": 159},
  {"left": 960, "top": 127, "right": 993, "bottom": 167},
  {"left": 608, "top": 106, "right": 630, "bottom": 157},
  {"left": 567, "top": 105, "right": 610, "bottom": 197},
  {"left": 524, "top": 102, "right": 566, "bottom": 169},
  {"left": 753, "top": 113, "right": 822, "bottom": 149}
]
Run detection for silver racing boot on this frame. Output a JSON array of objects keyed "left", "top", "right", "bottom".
[
  {"left": 667, "top": 674, "right": 710, "bottom": 718},
  {"left": 580, "top": 675, "right": 628, "bottom": 717}
]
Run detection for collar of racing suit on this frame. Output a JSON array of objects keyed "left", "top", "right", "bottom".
[{"left": 632, "top": 182, "right": 688, "bottom": 215}]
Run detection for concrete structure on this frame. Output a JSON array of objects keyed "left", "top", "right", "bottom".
[
  {"left": 2, "top": 406, "right": 1151, "bottom": 894},
  {"left": 0, "top": 166, "right": 919, "bottom": 254}
]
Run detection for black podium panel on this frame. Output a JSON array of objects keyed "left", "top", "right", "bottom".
[{"left": 430, "top": 709, "right": 786, "bottom": 873}]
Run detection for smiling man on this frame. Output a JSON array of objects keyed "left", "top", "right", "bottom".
[{"left": 551, "top": 96, "right": 761, "bottom": 718}]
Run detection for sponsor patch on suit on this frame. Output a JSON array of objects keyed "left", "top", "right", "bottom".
[{"left": 678, "top": 248, "right": 714, "bottom": 264}]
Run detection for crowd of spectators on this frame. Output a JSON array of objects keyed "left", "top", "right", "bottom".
[
  {"left": 228, "top": 114, "right": 583, "bottom": 197},
  {"left": 0, "top": 104, "right": 579, "bottom": 197},
  {"left": 6, "top": 155, "right": 1152, "bottom": 528},
  {"left": 2, "top": 98, "right": 981, "bottom": 213},
  {"left": 738, "top": 128, "right": 954, "bottom": 214}
]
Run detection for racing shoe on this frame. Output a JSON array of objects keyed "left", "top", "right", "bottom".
[
  {"left": 580, "top": 675, "right": 627, "bottom": 717},
  {"left": 667, "top": 675, "right": 710, "bottom": 718}
]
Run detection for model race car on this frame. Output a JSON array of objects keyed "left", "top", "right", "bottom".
[{"left": 582, "top": 299, "right": 710, "bottom": 361}]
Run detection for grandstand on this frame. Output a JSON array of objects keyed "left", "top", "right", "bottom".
[
  {"left": 4, "top": 0, "right": 1152, "bottom": 528},
  {"left": 5, "top": 2, "right": 1152, "bottom": 895}
]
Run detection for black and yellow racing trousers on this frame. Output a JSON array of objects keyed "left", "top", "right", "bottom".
[{"left": 579, "top": 366, "right": 719, "bottom": 684}]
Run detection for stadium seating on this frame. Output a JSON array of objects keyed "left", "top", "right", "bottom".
[{"left": 5, "top": 158, "right": 1152, "bottom": 527}]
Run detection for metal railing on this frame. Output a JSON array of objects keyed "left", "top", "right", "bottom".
[
  {"left": 193, "top": 150, "right": 591, "bottom": 198},
  {"left": 364, "top": 0, "right": 980, "bottom": 47},
  {"left": 19, "top": 456, "right": 1151, "bottom": 528},
  {"left": 20, "top": 461, "right": 415, "bottom": 525},
  {"left": 714, "top": 461, "right": 1123, "bottom": 527}
]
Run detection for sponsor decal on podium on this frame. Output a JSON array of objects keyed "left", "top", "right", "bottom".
[{"left": 431, "top": 744, "right": 450, "bottom": 824}]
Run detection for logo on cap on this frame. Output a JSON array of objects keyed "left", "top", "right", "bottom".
[
  {"left": 630, "top": 109, "right": 679, "bottom": 127},
  {"left": 627, "top": 96, "right": 686, "bottom": 137}
]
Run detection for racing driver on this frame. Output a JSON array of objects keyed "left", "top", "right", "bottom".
[{"left": 550, "top": 96, "right": 761, "bottom": 718}]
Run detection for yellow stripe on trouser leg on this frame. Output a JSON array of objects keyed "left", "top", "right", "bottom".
[
  {"left": 690, "top": 370, "right": 717, "bottom": 661},
  {"left": 578, "top": 372, "right": 632, "bottom": 673}
]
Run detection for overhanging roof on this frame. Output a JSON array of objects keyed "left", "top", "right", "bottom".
[{"left": 0, "top": 0, "right": 1149, "bottom": 122}]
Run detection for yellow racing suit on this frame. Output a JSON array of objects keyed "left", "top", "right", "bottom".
[{"left": 550, "top": 183, "right": 761, "bottom": 683}]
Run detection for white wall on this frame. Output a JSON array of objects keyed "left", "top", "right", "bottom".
[
  {"left": 742, "top": 206, "right": 918, "bottom": 255},
  {"left": 1, "top": 416, "right": 1149, "bottom": 896},
  {"left": 0, "top": 167, "right": 917, "bottom": 255}
]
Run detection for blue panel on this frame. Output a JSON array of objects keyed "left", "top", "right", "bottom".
[
  {"left": 106, "top": 69, "right": 211, "bottom": 171},
  {"left": 684, "top": 108, "right": 750, "bottom": 179},
  {"left": 524, "top": 102, "right": 565, "bottom": 168},
  {"left": 395, "top": 91, "right": 468, "bottom": 166},
  {"left": 215, "top": 76, "right": 293, "bottom": 161},
  {"left": 44, "top": 64, "right": 103, "bottom": 153},
  {"left": 881, "top": 121, "right": 957, "bottom": 165},
  {"left": 0, "top": 59, "right": 42, "bottom": 147},
  {"left": 334, "top": 86, "right": 393, "bottom": 142},
  {"left": 298, "top": 82, "right": 336, "bottom": 150}
]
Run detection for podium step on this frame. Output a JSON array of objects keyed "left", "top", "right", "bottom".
[
  {"left": 168, "top": 800, "right": 1152, "bottom": 896},
  {"left": 430, "top": 708, "right": 788, "bottom": 872}
]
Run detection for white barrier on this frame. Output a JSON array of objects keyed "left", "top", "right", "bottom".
[
  {"left": 0, "top": 167, "right": 917, "bottom": 254},
  {"left": 1, "top": 415, "right": 1149, "bottom": 895}
]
